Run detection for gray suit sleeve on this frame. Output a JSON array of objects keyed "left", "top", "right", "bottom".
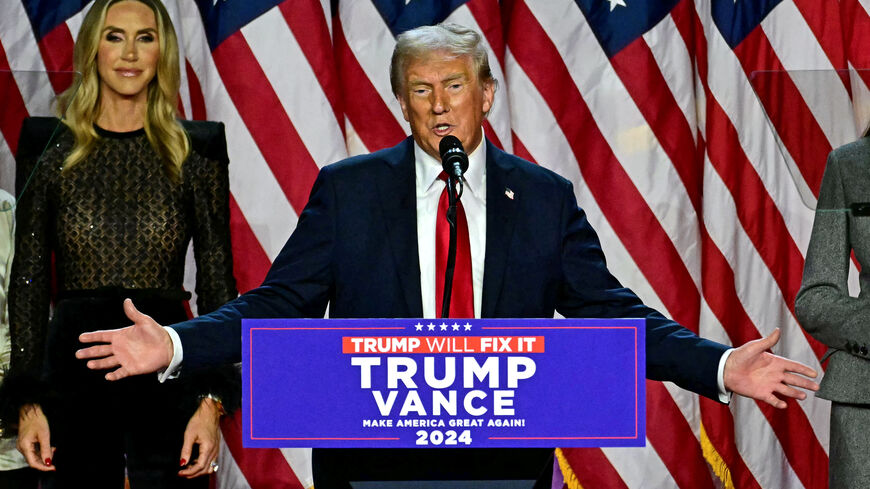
[{"left": 795, "top": 146, "right": 870, "bottom": 358}]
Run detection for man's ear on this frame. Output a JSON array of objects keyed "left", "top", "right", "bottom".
[
  {"left": 397, "top": 94, "right": 411, "bottom": 122},
  {"left": 481, "top": 79, "right": 495, "bottom": 115}
]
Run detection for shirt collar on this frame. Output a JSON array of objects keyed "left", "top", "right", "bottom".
[{"left": 414, "top": 136, "right": 486, "bottom": 198}]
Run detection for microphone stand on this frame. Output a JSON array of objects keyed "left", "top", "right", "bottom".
[{"left": 440, "top": 175, "right": 464, "bottom": 318}]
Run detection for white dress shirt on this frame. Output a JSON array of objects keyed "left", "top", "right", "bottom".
[{"left": 415, "top": 139, "right": 486, "bottom": 319}]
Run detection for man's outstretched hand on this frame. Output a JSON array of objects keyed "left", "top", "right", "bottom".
[
  {"left": 76, "top": 299, "right": 174, "bottom": 380},
  {"left": 724, "top": 328, "right": 819, "bottom": 409}
]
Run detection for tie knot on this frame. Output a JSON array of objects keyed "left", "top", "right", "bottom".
[{"left": 438, "top": 171, "right": 449, "bottom": 183}]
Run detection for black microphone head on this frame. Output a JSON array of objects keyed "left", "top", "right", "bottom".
[{"left": 439, "top": 135, "right": 469, "bottom": 176}]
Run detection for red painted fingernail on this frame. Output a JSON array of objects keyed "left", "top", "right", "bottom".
[
  {"left": 45, "top": 458, "right": 52, "bottom": 466},
  {"left": 180, "top": 458, "right": 187, "bottom": 466}
]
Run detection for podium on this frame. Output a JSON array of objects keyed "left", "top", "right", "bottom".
[{"left": 243, "top": 318, "right": 645, "bottom": 486}]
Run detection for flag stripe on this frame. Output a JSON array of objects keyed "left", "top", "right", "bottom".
[
  {"left": 699, "top": 398, "right": 763, "bottom": 489},
  {"left": 609, "top": 37, "right": 702, "bottom": 216},
  {"left": 241, "top": 9, "right": 346, "bottom": 169},
  {"left": 733, "top": 28, "right": 830, "bottom": 195},
  {"left": 700, "top": 206, "right": 826, "bottom": 487},
  {"left": 697, "top": 3, "right": 815, "bottom": 243},
  {"left": 703, "top": 97, "right": 829, "bottom": 489},
  {"left": 763, "top": 2, "right": 854, "bottom": 150},
  {"left": 694, "top": 135, "right": 791, "bottom": 487},
  {"left": 337, "top": 0, "right": 407, "bottom": 129},
  {"left": 703, "top": 92, "right": 825, "bottom": 361},
  {"left": 791, "top": 0, "right": 847, "bottom": 73},
  {"left": 510, "top": 131, "right": 534, "bottom": 163},
  {"left": 698, "top": 106, "right": 830, "bottom": 442},
  {"left": 647, "top": 4, "right": 700, "bottom": 140},
  {"left": 1, "top": 1, "right": 56, "bottom": 118},
  {"left": 0, "top": 41, "right": 28, "bottom": 157},
  {"left": 211, "top": 32, "right": 320, "bottom": 214},
  {"left": 221, "top": 414, "right": 306, "bottom": 489},
  {"left": 843, "top": 0, "right": 870, "bottom": 94},
  {"left": 36, "top": 24, "right": 75, "bottom": 94},
  {"left": 646, "top": 380, "right": 715, "bottom": 488},
  {"left": 174, "top": 0, "right": 301, "bottom": 261},
  {"left": 457, "top": 0, "right": 513, "bottom": 152},
  {"left": 561, "top": 447, "right": 630, "bottom": 489},
  {"left": 466, "top": 0, "right": 506, "bottom": 67},
  {"left": 333, "top": 18, "right": 407, "bottom": 151},
  {"left": 185, "top": 60, "right": 207, "bottom": 121},
  {"left": 229, "top": 196, "right": 272, "bottom": 294},
  {"left": 278, "top": 0, "right": 344, "bottom": 136}
]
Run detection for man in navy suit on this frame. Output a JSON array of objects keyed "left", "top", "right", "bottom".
[{"left": 78, "top": 23, "right": 818, "bottom": 486}]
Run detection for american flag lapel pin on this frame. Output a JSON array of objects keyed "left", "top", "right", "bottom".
[{"left": 505, "top": 188, "right": 515, "bottom": 200}]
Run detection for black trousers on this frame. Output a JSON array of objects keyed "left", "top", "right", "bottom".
[
  {"left": 41, "top": 293, "right": 207, "bottom": 489},
  {"left": 0, "top": 467, "right": 38, "bottom": 489},
  {"left": 312, "top": 448, "right": 555, "bottom": 489}
]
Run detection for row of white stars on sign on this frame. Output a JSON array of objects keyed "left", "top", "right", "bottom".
[{"left": 415, "top": 322, "right": 473, "bottom": 332}]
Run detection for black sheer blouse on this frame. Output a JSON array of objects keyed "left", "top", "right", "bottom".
[{"left": 9, "top": 118, "right": 237, "bottom": 377}]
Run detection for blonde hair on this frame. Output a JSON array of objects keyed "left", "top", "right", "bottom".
[
  {"left": 57, "top": 0, "right": 189, "bottom": 181},
  {"left": 390, "top": 23, "right": 498, "bottom": 97}
]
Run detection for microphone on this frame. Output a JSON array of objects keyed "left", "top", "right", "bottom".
[{"left": 439, "top": 135, "right": 469, "bottom": 180}]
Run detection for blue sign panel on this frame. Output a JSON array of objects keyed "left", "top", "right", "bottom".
[{"left": 243, "top": 318, "right": 645, "bottom": 448}]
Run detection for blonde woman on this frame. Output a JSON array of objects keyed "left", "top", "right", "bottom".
[{"left": 3, "top": 1, "right": 236, "bottom": 487}]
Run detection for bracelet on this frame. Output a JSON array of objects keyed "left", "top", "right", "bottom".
[{"left": 198, "top": 393, "right": 226, "bottom": 416}]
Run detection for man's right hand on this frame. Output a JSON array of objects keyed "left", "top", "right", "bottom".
[
  {"left": 75, "top": 298, "right": 173, "bottom": 380},
  {"left": 17, "top": 404, "right": 55, "bottom": 471}
]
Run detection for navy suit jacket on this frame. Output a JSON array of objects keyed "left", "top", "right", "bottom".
[{"left": 175, "top": 137, "right": 728, "bottom": 400}]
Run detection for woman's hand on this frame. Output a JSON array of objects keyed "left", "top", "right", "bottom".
[
  {"left": 178, "top": 397, "right": 223, "bottom": 478},
  {"left": 17, "top": 404, "right": 55, "bottom": 471}
]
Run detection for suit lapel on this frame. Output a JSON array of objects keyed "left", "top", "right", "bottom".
[
  {"left": 482, "top": 141, "right": 520, "bottom": 318},
  {"left": 374, "top": 138, "right": 424, "bottom": 317}
]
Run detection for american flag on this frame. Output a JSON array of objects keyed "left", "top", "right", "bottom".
[{"left": 2, "top": 0, "right": 866, "bottom": 488}]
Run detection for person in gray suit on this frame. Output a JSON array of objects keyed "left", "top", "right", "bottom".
[{"left": 796, "top": 136, "right": 870, "bottom": 489}]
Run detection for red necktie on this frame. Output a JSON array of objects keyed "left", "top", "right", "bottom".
[{"left": 435, "top": 172, "right": 474, "bottom": 318}]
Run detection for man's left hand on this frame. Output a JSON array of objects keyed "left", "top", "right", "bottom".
[
  {"left": 75, "top": 299, "right": 173, "bottom": 380},
  {"left": 724, "top": 328, "right": 819, "bottom": 408}
]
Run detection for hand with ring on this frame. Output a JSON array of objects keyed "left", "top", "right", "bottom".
[{"left": 178, "top": 397, "right": 223, "bottom": 478}]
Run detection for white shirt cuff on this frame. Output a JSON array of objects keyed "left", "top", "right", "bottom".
[
  {"left": 717, "top": 348, "right": 734, "bottom": 403},
  {"left": 157, "top": 326, "right": 184, "bottom": 383}
]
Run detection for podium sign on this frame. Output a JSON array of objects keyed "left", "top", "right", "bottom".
[{"left": 242, "top": 318, "right": 645, "bottom": 448}]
